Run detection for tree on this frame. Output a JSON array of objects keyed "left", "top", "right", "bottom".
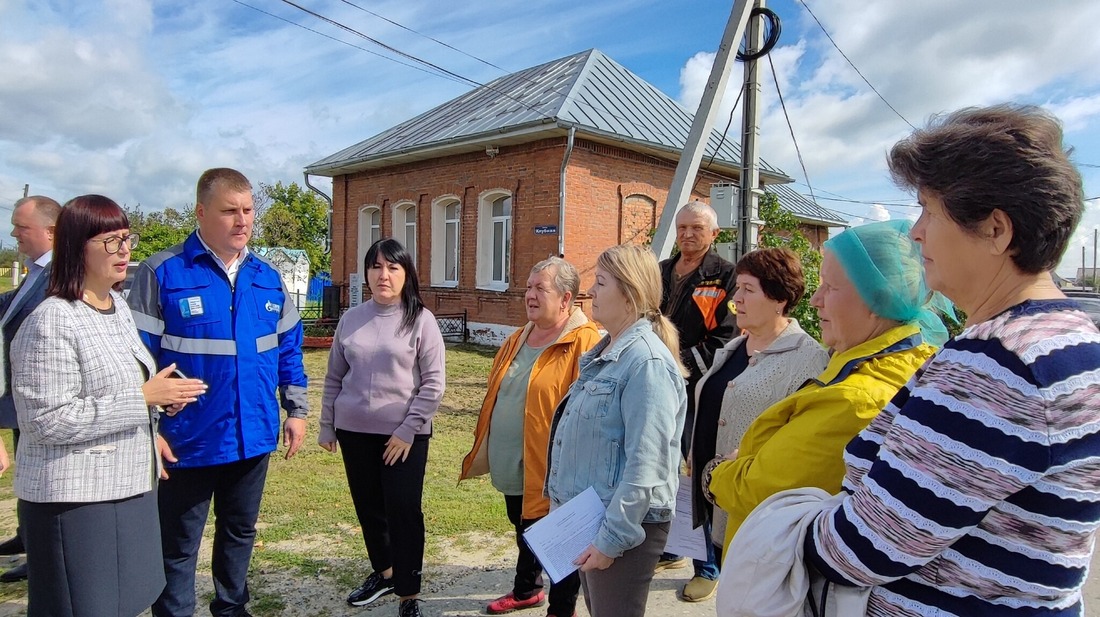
[
  {"left": 253, "top": 182, "right": 330, "bottom": 276},
  {"left": 125, "top": 205, "right": 197, "bottom": 262},
  {"left": 0, "top": 247, "right": 19, "bottom": 268},
  {"left": 756, "top": 192, "right": 822, "bottom": 341}
]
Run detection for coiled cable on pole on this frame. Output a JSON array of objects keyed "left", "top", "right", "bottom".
[{"left": 737, "top": 7, "right": 781, "bottom": 61}]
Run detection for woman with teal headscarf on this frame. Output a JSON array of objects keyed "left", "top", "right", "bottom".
[{"left": 704, "top": 219, "right": 947, "bottom": 554}]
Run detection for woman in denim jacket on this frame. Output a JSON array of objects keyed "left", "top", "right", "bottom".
[{"left": 546, "top": 244, "right": 688, "bottom": 617}]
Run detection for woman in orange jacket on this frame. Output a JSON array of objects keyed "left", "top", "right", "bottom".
[{"left": 460, "top": 257, "right": 600, "bottom": 617}]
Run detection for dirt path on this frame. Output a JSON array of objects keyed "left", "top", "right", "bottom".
[{"left": 270, "top": 531, "right": 715, "bottom": 616}]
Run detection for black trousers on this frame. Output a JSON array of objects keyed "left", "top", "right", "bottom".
[
  {"left": 504, "top": 494, "right": 581, "bottom": 616},
  {"left": 337, "top": 429, "right": 429, "bottom": 597},
  {"left": 153, "top": 454, "right": 270, "bottom": 617}
]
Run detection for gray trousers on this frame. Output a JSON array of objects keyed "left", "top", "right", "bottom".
[{"left": 579, "top": 522, "right": 670, "bottom": 617}]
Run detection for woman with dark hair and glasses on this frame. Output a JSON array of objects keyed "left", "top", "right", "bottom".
[
  {"left": 319, "top": 238, "right": 445, "bottom": 617},
  {"left": 10, "top": 195, "right": 206, "bottom": 616}
]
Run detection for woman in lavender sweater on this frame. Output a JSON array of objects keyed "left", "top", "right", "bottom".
[{"left": 319, "top": 238, "right": 446, "bottom": 617}]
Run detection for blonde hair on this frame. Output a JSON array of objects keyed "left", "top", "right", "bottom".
[{"left": 596, "top": 244, "right": 688, "bottom": 376}]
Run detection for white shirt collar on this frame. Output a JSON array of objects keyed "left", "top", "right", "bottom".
[
  {"left": 27, "top": 250, "right": 52, "bottom": 270},
  {"left": 195, "top": 231, "right": 250, "bottom": 270}
]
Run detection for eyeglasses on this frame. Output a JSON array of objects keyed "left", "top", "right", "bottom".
[{"left": 89, "top": 234, "right": 140, "bottom": 254}]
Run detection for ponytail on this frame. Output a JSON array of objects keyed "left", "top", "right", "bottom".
[{"left": 647, "top": 312, "right": 688, "bottom": 377}]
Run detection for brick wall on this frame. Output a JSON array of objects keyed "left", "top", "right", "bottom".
[{"left": 329, "top": 136, "right": 835, "bottom": 331}]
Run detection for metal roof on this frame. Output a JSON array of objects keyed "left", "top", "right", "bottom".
[
  {"left": 764, "top": 183, "right": 848, "bottom": 227},
  {"left": 307, "top": 49, "right": 788, "bottom": 180}
]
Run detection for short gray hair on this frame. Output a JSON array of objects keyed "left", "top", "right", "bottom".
[
  {"left": 530, "top": 256, "right": 581, "bottom": 300},
  {"left": 677, "top": 200, "right": 719, "bottom": 231}
]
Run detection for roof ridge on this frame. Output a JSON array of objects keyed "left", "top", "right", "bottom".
[
  {"left": 306, "top": 48, "right": 790, "bottom": 182},
  {"left": 555, "top": 48, "right": 600, "bottom": 125}
]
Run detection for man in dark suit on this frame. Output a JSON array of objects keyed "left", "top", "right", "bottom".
[{"left": 0, "top": 195, "right": 60, "bottom": 583}]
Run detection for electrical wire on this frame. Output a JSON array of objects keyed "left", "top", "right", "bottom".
[
  {"left": 238, "top": 2, "right": 672, "bottom": 157},
  {"left": 704, "top": 7, "right": 780, "bottom": 171},
  {"left": 795, "top": 0, "right": 915, "bottom": 130},
  {"left": 253, "top": 1, "right": 936, "bottom": 229},
  {"left": 335, "top": 0, "right": 509, "bottom": 73},
  {"left": 767, "top": 53, "right": 816, "bottom": 207},
  {"left": 737, "top": 7, "right": 782, "bottom": 61},
  {"left": 230, "top": 0, "right": 467, "bottom": 85},
  {"left": 282, "top": 0, "right": 1100, "bottom": 198},
  {"left": 277, "top": 0, "right": 483, "bottom": 88},
  {"left": 814, "top": 195, "right": 913, "bottom": 207},
  {"left": 240, "top": 1, "right": 762, "bottom": 178},
  {"left": 793, "top": 183, "right": 913, "bottom": 205},
  {"left": 703, "top": 87, "right": 743, "bottom": 171}
]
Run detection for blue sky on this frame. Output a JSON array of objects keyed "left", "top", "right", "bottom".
[{"left": 1, "top": 0, "right": 1099, "bottom": 276}]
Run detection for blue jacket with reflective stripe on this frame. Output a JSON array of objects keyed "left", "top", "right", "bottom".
[{"left": 127, "top": 232, "right": 309, "bottom": 467}]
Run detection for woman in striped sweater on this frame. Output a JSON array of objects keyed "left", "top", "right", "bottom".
[{"left": 800, "top": 104, "right": 1100, "bottom": 616}]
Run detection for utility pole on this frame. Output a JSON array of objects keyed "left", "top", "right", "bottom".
[
  {"left": 651, "top": 0, "right": 756, "bottom": 259},
  {"left": 737, "top": 0, "right": 765, "bottom": 260},
  {"left": 22, "top": 184, "right": 28, "bottom": 198},
  {"left": 1093, "top": 229, "right": 1098, "bottom": 291}
]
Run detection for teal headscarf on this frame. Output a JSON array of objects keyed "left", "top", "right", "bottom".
[{"left": 823, "top": 220, "right": 953, "bottom": 346}]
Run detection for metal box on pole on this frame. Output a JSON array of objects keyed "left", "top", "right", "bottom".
[{"left": 710, "top": 182, "right": 740, "bottom": 229}]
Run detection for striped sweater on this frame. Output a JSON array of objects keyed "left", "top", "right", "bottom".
[{"left": 806, "top": 299, "right": 1100, "bottom": 616}]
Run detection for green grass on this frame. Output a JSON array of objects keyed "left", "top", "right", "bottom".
[
  {"left": 0, "top": 342, "right": 511, "bottom": 612},
  {"left": 249, "top": 343, "right": 511, "bottom": 607},
  {"left": 256, "top": 344, "right": 509, "bottom": 558}
]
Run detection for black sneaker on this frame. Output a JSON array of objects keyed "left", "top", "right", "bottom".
[
  {"left": 347, "top": 572, "right": 395, "bottom": 606},
  {"left": 398, "top": 599, "right": 423, "bottom": 617}
]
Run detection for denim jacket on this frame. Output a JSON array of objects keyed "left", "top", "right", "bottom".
[{"left": 545, "top": 318, "right": 687, "bottom": 558}]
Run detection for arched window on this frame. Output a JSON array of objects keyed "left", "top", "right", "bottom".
[
  {"left": 477, "top": 190, "right": 512, "bottom": 289},
  {"left": 431, "top": 196, "right": 461, "bottom": 286},
  {"left": 622, "top": 194, "right": 657, "bottom": 245},
  {"left": 357, "top": 205, "right": 381, "bottom": 275},
  {"left": 393, "top": 201, "right": 417, "bottom": 269}
]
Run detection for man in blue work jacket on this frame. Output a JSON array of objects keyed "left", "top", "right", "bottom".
[{"left": 128, "top": 168, "right": 309, "bottom": 617}]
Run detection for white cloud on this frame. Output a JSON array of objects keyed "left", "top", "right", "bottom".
[{"left": 866, "top": 204, "right": 891, "bottom": 222}]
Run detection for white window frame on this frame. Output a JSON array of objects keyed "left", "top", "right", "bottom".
[
  {"left": 392, "top": 200, "right": 417, "bottom": 270},
  {"left": 357, "top": 205, "right": 382, "bottom": 277},
  {"left": 430, "top": 195, "right": 461, "bottom": 287},
  {"left": 476, "top": 189, "right": 512, "bottom": 291}
]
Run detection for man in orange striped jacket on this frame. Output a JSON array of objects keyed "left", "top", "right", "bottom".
[{"left": 655, "top": 200, "right": 737, "bottom": 597}]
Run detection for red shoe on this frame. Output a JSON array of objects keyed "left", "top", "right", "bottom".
[{"left": 487, "top": 590, "right": 547, "bottom": 614}]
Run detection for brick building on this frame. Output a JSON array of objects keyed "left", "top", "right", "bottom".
[{"left": 306, "top": 49, "right": 846, "bottom": 344}]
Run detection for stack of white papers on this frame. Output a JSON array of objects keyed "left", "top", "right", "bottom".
[{"left": 523, "top": 486, "right": 605, "bottom": 583}]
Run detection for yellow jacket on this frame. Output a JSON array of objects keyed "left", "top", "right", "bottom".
[
  {"left": 460, "top": 308, "right": 601, "bottom": 519},
  {"left": 707, "top": 324, "right": 936, "bottom": 553}
]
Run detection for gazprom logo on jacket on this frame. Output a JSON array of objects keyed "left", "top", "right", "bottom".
[
  {"left": 179, "top": 296, "right": 204, "bottom": 318},
  {"left": 265, "top": 300, "right": 280, "bottom": 313}
]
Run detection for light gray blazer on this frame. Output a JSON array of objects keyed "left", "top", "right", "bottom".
[{"left": 11, "top": 292, "right": 159, "bottom": 503}]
